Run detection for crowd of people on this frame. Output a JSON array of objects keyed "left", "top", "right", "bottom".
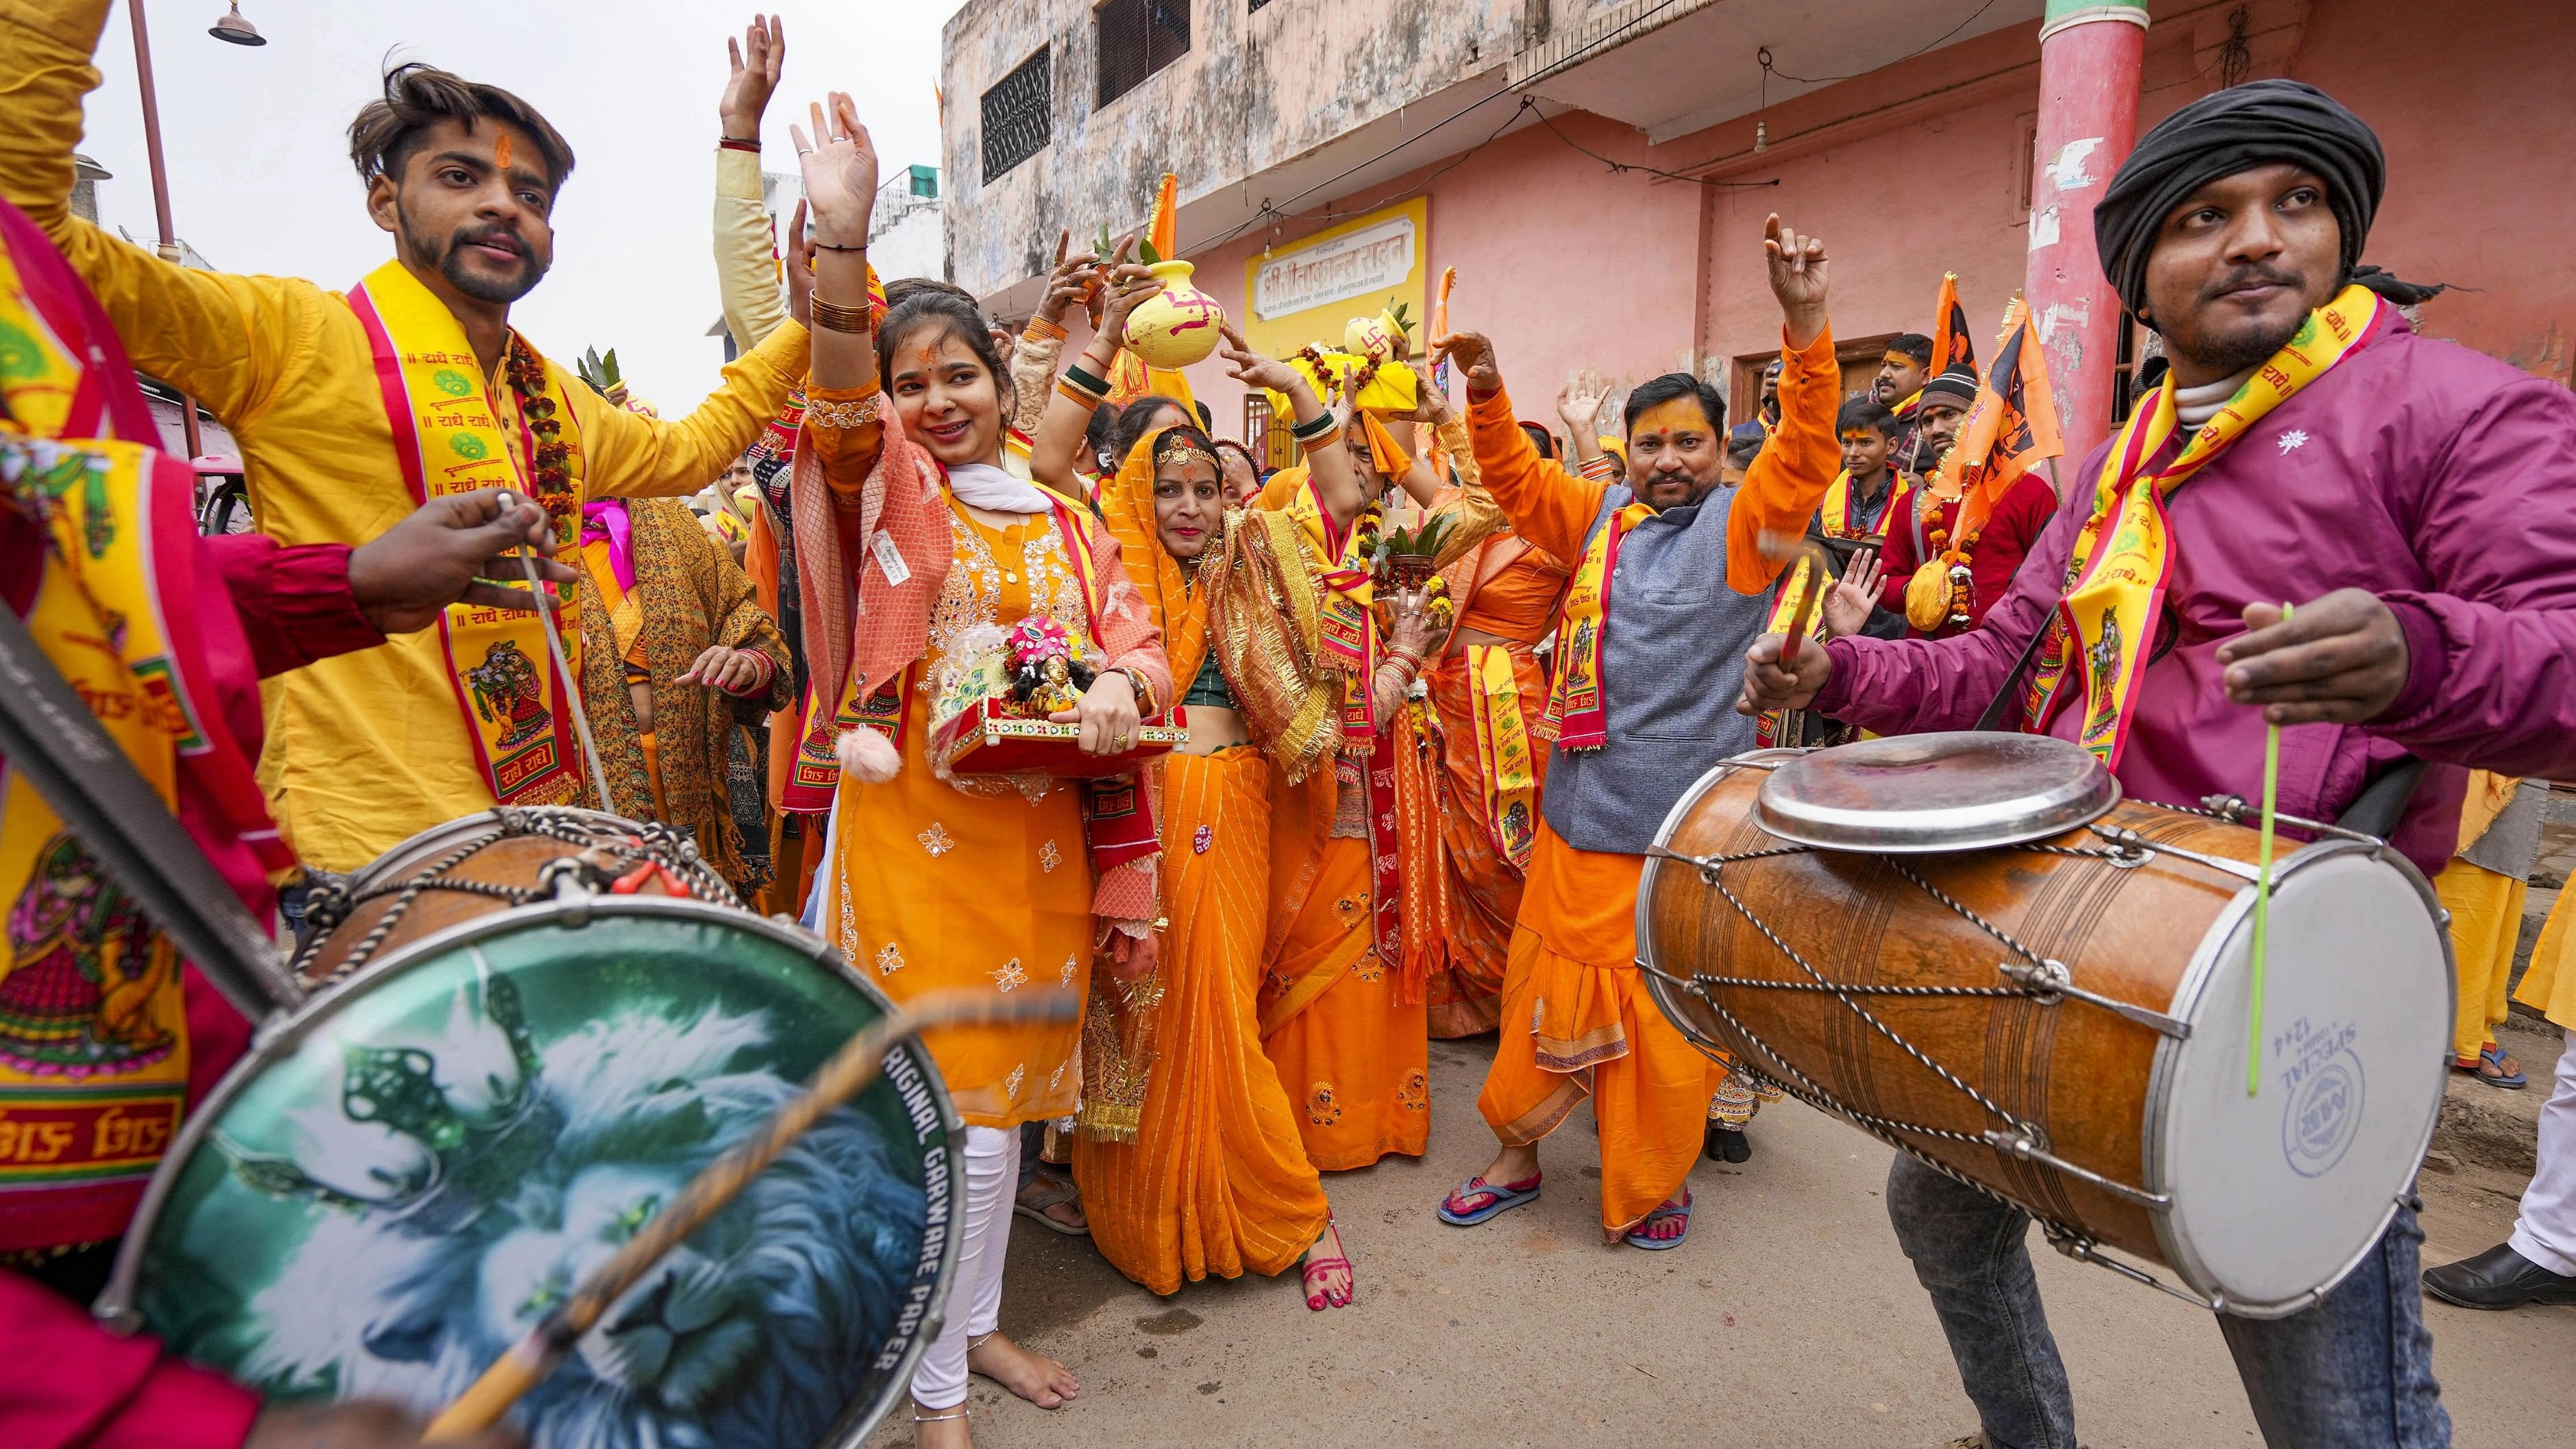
[{"left": 3, "top": 3, "right": 2575, "bottom": 1448}]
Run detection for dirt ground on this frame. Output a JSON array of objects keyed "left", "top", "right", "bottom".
[{"left": 869, "top": 1032, "right": 2573, "bottom": 1449}]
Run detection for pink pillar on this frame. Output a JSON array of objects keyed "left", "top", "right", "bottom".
[{"left": 2024, "top": 1, "right": 2148, "bottom": 489}]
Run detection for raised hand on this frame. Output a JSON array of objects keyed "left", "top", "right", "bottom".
[
  {"left": 782, "top": 197, "right": 815, "bottom": 330},
  {"left": 1763, "top": 214, "right": 1830, "bottom": 349},
  {"left": 1213, "top": 323, "right": 1302, "bottom": 396},
  {"left": 719, "top": 14, "right": 785, "bottom": 141},
  {"left": 1035, "top": 229, "right": 1101, "bottom": 327},
  {"left": 1820, "top": 552, "right": 1885, "bottom": 640},
  {"left": 1429, "top": 332, "right": 1501, "bottom": 395},
  {"left": 789, "top": 92, "right": 878, "bottom": 247},
  {"left": 1557, "top": 367, "right": 1611, "bottom": 434}
]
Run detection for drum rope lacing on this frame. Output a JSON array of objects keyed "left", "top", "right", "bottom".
[
  {"left": 1639, "top": 767, "right": 2231, "bottom": 1311},
  {"left": 289, "top": 808, "right": 733, "bottom": 987}
]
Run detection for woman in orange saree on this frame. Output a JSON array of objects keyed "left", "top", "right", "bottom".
[
  {"left": 1409, "top": 383, "right": 1570, "bottom": 1037},
  {"left": 1034, "top": 284, "right": 1367, "bottom": 1309},
  {"left": 786, "top": 101, "right": 1169, "bottom": 1446},
  {"left": 1249, "top": 367, "right": 1465, "bottom": 1176}
]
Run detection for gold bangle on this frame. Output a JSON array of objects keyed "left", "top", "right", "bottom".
[{"left": 811, "top": 297, "right": 872, "bottom": 334}]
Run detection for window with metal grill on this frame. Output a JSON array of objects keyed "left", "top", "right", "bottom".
[
  {"left": 1098, "top": 0, "right": 1190, "bottom": 108},
  {"left": 980, "top": 47, "right": 1050, "bottom": 184}
]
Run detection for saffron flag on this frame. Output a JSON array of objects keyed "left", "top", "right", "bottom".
[
  {"left": 1931, "top": 296, "right": 2061, "bottom": 537},
  {"left": 1930, "top": 272, "right": 1976, "bottom": 376}
]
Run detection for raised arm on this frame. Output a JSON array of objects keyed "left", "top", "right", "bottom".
[
  {"left": 576, "top": 318, "right": 809, "bottom": 497},
  {"left": 1385, "top": 360, "right": 1505, "bottom": 565},
  {"left": 1211, "top": 325, "right": 1357, "bottom": 522},
  {"left": 1557, "top": 369, "right": 1612, "bottom": 468},
  {"left": 1030, "top": 237, "right": 1158, "bottom": 491},
  {"left": 713, "top": 14, "right": 791, "bottom": 352},
  {"left": 0, "top": 0, "right": 313, "bottom": 424},
  {"left": 1726, "top": 214, "right": 1841, "bottom": 593},
  {"left": 1434, "top": 330, "right": 1607, "bottom": 563},
  {"left": 1008, "top": 231, "right": 1091, "bottom": 445}
]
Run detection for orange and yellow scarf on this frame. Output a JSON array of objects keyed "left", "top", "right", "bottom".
[
  {"left": 2025, "top": 285, "right": 2381, "bottom": 765},
  {"left": 1283, "top": 475, "right": 1385, "bottom": 753},
  {"left": 1537, "top": 501, "right": 1652, "bottom": 750},
  {"left": 349, "top": 260, "right": 587, "bottom": 806}
]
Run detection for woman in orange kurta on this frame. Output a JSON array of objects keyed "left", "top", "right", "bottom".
[{"left": 787, "top": 102, "right": 1169, "bottom": 1445}]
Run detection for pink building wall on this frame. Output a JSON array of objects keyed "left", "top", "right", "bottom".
[{"left": 1143, "top": 0, "right": 2572, "bottom": 454}]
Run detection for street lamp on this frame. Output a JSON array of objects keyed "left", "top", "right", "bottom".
[{"left": 209, "top": 3, "right": 264, "bottom": 47}]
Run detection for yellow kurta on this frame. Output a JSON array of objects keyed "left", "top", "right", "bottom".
[
  {"left": 816, "top": 502, "right": 1095, "bottom": 1130},
  {"left": 0, "top": 0, "right": 810, "bottom": 871}
]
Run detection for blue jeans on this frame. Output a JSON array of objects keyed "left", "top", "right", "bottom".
[{"left": 1884, "top": 1154, "right": 2451, "bottom": 1448}]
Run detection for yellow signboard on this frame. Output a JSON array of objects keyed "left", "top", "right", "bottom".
[{"left": 1240, "top": 197, "right": 1428, "bottom": 362}]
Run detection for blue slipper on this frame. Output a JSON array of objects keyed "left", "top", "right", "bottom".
[
  {"left": 1437, "top": 1174, "right": 1540, "bottom": 1226},
  {"left": 1622, "top": 1192, "right": 1692, "bottom": 1250},
  {"left": 2477, "top": 1043, "right": 2529, "bottom": 1089}
]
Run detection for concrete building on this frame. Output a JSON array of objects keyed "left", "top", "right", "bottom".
[{"left": 939, "top": 0, "right": 2573, "bottom": 480}]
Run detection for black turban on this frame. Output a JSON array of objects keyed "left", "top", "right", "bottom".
[{"left": 2094, "top": 79, "right": 2385, "bottom": 318}]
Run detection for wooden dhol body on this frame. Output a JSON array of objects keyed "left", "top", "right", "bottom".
[
  {"left": 295, "top": 808, "right": 728, "bottom": 988},
  {"left": 1638, "top": 753, "right": 2450, "bottom": 1315}
]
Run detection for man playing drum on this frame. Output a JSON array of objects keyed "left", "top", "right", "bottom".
[
  {"left": 0, "top": 195, "right": 552, "bottom": 1448},
  {"left": 1741, "top": 80, "right": 2576, "bottom": 1449}
]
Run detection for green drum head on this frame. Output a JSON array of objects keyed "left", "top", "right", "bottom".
[{"left": 108, "top": 901, "right": 961, "bottom": 1449}]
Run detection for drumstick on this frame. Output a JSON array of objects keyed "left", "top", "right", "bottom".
[
  {"left": 2246, "top": 601, "right": 2290, "bottom": 1097},
  {"left": 496, "top": 489, "right": 621, "bottom": 818},
  {"left": 422, "top": 987, "right": 1080, "bottom": 1442}
]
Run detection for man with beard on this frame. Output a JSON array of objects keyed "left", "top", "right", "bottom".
[
  {"left": 1872, "top": 332, "right": 1933, "bottom": 460},
  {"left": 1860, "top": 363, "right": 2061, "bottom": 639},
  {"left": 1429, "top": 214, "right": 1840, "bottom": 1250},
  {"left": 1742, "top": 80, "right": 2576, "bottom": 1448},
  {"left": 0, "top": 3, "right": 808, "bottom": 880}
]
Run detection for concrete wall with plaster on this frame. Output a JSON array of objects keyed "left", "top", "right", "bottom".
[{"left": 941, "top": 0, "right": 1518, "bottom": 298}]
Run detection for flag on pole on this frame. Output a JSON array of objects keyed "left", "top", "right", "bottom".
[
  {"left": 1931, "top": 296, "right": 2061, "bottom": 525},
  {"left": 1930, "top": 272, "right": 1975, "bottom": 376}
]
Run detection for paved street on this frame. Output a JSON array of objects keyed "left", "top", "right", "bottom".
[{"left": 878, "top": 1033, "right": 2575, "bottom": 1448}]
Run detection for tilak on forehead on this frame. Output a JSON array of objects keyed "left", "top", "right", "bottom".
[
  {"left": 495, "top": 129, "right": 512, "bottom": 169},
  {"left": 1631, "top": 395, "right": 1709, "bottom": 435}
]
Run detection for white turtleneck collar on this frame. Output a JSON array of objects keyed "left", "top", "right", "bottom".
[{"left": 2172, "top": 365, "right": 2258, "bottom": 429}]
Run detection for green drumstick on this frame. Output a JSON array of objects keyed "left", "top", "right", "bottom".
[{"left": 2246, "top": 599, "right": 2290, "bottom": 1098}]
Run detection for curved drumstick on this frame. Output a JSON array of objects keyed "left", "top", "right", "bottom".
[{"left": 423, "top": 987, "right": 1079, "bottom": 1441}]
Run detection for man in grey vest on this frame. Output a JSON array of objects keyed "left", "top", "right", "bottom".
[{"left": 1426, "top": 215, "right": 1843, "bottom": 1249}]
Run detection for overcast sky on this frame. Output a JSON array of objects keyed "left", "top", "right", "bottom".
[{"left": 75, "top": 1, "right": 962, "bottom": 414}]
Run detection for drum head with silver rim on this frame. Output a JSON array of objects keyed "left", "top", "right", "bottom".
[
  {"left": 2148, "top": 843, "right": 2451, "bottom": 1316},
  {"left": 1754, "top": 732, "right": 2119, "bottom": 853},
  {"left": 99, "top": 896, "right": 962, "bottom": 1449}
]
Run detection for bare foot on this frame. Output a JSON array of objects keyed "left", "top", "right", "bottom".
[
  {"left": 967, "top": 1330, "right": 1079, "bottom": 1408},
  {"left": 911, "top": 1400, "right": 971, "bottom": 1449},
  {"left": 1300, "top": 1218, "right": 1354, "bottom": 1310}
]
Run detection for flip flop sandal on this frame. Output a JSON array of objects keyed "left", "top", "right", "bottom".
[
  {"left": 1437, "top": 1174, "right": 1540, "bottom": 1226},
  {"left": 1299, "top": 1218, "right": 1355, "bottom": 1310},
  {"left": 1622, "top": 1193, "right": 1692, "bottom": 1251},
  {"left": 2476, "top": 1043, "right": 2529, "bottom": 1089},
  {"left": 1013, "top": 1176, "right": 1091, "bottom": 1235}
]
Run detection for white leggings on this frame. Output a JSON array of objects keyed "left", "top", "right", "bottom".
[
  {"left": 2512, "top": 1028, "right": 2576, "bottom": 1276},
  {"left": 912, "top": 1123, "right": 1018, "bottom": 1409}
]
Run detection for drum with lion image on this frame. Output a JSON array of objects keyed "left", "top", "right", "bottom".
[
  {"left": 95, "top": 809, "right": 964, "bottom": 1449},
  {"left": 1637, "top": 734, "right": 2451, "bottom": 1318}
]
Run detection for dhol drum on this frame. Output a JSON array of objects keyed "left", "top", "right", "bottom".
[
  {"left": 97, "top": 808, "right": 965, "bottom": 1449},
  {"left": 1639, "top": 733, "right": 2451, "bottom": 1318}
]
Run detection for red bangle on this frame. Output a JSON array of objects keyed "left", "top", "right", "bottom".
[{"left": 718, "top": 138, "right": 760, "bottom": 153}]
